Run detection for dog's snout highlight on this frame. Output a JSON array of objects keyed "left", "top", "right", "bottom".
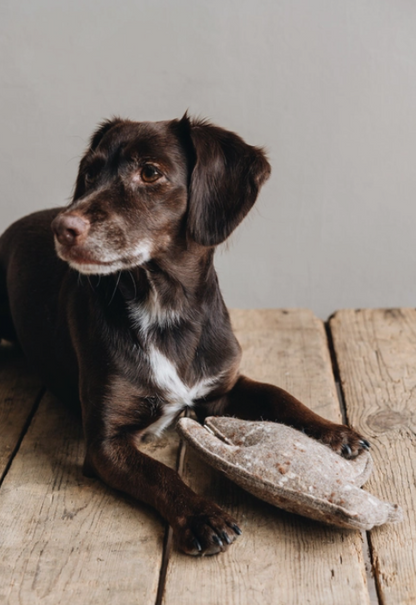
[{"left": 52, "top": 214, "right": 90, "bottom": 246}]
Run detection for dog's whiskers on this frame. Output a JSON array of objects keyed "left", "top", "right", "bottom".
[
  {"left": 108, "top": 271, "right": 122, "bottom": 304},
  {"left": 128, "top": 270, "right": 137, "bottom": 300}
]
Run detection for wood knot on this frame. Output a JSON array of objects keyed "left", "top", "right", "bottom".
[{"left": 367, "top": 409, "right": 407, "bottom": 433}]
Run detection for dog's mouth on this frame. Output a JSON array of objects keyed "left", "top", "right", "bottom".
[
  {"left": 54, "top": 239, "right": 152, "bottom": 275},
  {"left": 55, "top": 241, "right": 111, "bottom": 265}
]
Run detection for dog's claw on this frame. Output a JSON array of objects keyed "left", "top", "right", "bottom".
[
  {"left": 360, "top": 439, "right": 371, "bottom": 450},
  {"left": 193, "top": 537, "right": 202, "bottom": 553},
  {"left": 176, "top": 508, "right": 241, "bottom": 555},
  {"left": 341, "top": 443, "right": 352, "bottom": 457},
  {"left": 212, "top": 534, "right": 224, "bottom": 548},
  {"left": 230, "top": 523, "right": 242, "bottom": 536}
]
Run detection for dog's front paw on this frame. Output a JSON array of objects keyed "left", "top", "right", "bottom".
[
  {"left": 311, "top": 423, "right": 370, "bottom": 459},
  {"left": 174, "top": 504, "right": 241, "bottom": 556}
]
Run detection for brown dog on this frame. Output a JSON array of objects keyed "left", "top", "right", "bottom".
[{"left": 0, "top": 115, "right": 369, "bottom": 555}]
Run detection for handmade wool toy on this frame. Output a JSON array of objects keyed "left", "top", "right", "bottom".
[{"left": 177, "top": 417, "right": 402, "bottom": 531}]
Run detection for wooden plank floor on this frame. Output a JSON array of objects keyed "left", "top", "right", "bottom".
[
  {"left": 330, "top": 310, "right": 416, "bottom": 605},
  {"left": 0, "top": 309, "right": 414, "bottom": 604}
]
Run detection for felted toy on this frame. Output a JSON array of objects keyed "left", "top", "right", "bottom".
[{"left": 177, "top": 416, "right": 403, "bottom": 531}]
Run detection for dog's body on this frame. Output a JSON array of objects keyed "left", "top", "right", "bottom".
[{"left": 0, "top": 115, "right": 368, "bottom": 555}]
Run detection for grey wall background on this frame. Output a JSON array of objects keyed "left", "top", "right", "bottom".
[{"left": 1, "top": 0, "right": 415, "bottom": 319}]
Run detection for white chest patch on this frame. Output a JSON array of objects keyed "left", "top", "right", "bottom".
[
  {"left": 148, "top": 345, "right": 217, "bottom": 404},
  {"left": 128, "top": 291, "right": 221, "bottom": 438},
  {"left": 143, "top": 345, "right": 221, "bottom": 437}
]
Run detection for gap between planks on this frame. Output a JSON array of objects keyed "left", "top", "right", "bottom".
[
  {"left": 325, "top": 321, "right": 380, "bottom": 605},
  {"left": 0, "top": 385, "right": 45, "bottom": 488},
  {"left": 0, "top": 342, "right": 45, "bottom": 486},
  {"left": 155, "top": 411, "right": 189, "bottom": 605}
]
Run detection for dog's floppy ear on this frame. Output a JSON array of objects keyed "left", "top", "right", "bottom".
[{"left": 177, "top": 114, "right": 271, "bottom": 246}]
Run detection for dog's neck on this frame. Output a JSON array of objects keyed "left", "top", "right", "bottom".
[
  {"left": 115, "top": 246, "right": 223, "bottom": 334},
  {"left": 80, "top": 242, "right": 239, "bottom": 387}
]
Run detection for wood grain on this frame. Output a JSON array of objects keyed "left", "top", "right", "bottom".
[
  {"left": 0, "top": 342, "right": 42, "bottom": 476},
  {"left": 161, "top": 309, "right": 370, "bottom": 605},
  {"left": 0, "top": 389, "right": 179, "bottom": 605},
  {"left": 330, "top": 308, "right": 416, "bottom": 605}
]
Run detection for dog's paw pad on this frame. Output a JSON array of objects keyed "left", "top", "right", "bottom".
[{"left": 175, "top": 508, "right": 241, "bottom": 556}]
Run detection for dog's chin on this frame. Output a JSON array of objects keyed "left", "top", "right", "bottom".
[
  {"left": 65, "top": 255, "right": 153, "bottom": 275},
  {"left": 66, "top": 259, "right": 136, "bottom": 275},
  {"left": 54, "top": 241, "right": 152, "bottom": 275}
]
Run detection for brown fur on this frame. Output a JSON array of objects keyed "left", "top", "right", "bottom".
[{"left": 0, "top": 115, "right": 369, "bottom": 555}]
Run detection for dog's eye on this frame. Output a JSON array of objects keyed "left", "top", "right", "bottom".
[
  {"left": 84, "top": 170, "right": 96, "bottom": 184},
  {"left": 141, "top": 164, "right": 162, "bottom": 183}
]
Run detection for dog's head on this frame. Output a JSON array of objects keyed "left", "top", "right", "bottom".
[{"left": 52, "top": 115, "right": 271, "bottom": 274}]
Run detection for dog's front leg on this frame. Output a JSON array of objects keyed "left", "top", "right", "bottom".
[
  {"left": 81, "top": 406, "right": 241, "bottom": 556},
  {"left": 207, "top": 375, "right": 370, "bottom": 459}
]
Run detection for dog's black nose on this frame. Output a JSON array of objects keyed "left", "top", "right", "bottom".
[{"left": 51, "top": 213, "right": 90, "bottom": 246}]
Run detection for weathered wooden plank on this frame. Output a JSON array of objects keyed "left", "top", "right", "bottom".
[
  {"left": 0, "top": 390, "right": 178, "bottom": 605},
  {"left": 161, "top": 309, "right": 370, "bottom": 605},
  {"left": 330, "top": 308, "right": 416, "bottom": 605},
  {"left": 0, "top": 342, "right": 42, "bottom": 476}
]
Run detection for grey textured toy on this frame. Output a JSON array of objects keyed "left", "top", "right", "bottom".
[{"left": 177, "top": 417, "right": 403, "bottom": 530}]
